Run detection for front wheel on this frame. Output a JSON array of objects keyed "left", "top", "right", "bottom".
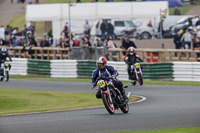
[
  {"left": 120, "top": 103, "right": 129, "bottom": 113},
  {"left": 102, "top": 93, "right": 115, "bottom": 114},
  {"left": 5, "top": 71, "right": 9, "bottom": 82},
  {"left": 138, "top": 73, "right": 143, "bottom": 86}
]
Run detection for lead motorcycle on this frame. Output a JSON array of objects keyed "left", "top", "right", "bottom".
[
  {"left": 130, "top": 61, "right": 143, "bottom": 86},
  {"left": 0, "top": 60, "right": 10, "bottom": 82},
  {"left": 92, "top": 76, "right": 131, "bottom": 114}
]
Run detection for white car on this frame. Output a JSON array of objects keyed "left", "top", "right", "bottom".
[{"left": 90, "top": 19, "right": 154, "bottom": 39}]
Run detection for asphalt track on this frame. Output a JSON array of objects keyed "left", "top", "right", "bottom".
[{"left": 0, "top": 79, "right": 200, "bottom": 133}]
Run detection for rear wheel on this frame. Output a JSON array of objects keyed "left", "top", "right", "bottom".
[
  {"left": 102, "top": 93, "right": 115, "bottom": 114},
  {"left": 120, "top": 103, "right": 129, "bottom": 113}
]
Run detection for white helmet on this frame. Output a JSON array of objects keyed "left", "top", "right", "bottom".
[
  {"left": 1, "top": 48, "right": 7, "bottom": 55},
  {"left": 96, "top": 56, "right": 107, "bottom": 70}
]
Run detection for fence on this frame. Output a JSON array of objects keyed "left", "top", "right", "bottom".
[
  {"left": 2, "top": 46, "right": 200, "bottom": 62},
  {"left": 108, "top": 48, "right": 200, "bottom": 62}
]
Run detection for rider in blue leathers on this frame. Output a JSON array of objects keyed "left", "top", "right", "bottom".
[{"left": 91, "top": 56, "right": 127, "bottom": 100}]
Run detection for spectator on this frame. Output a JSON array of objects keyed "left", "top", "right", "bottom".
[
  {"left": 81, "top": 37, "right": 91, "bottom": 59},
  {"left": 56, "top": 38, "right": 63, "bottom": 48},
  {"left": 28, "top": 0, "right": 33, "bottom": 4},
  {"left": 61, "top": 25, "right": 70, "bottom": 38},
  {"left": 120, "top": 38, "right": 127, "bottom": 55},
  {"left": 12, "top": 27, "right": 18, "bottom": 37},
  {"left": 39, "top": 36, "right": 50, "bottom": 47},
  {"left": 125, "top": 37, "right": 137, "bottom": 48},
  {"left": 193, "top": 36, "right": 200, "bottom": 61},
  {"left": 104, "top": 36, "right": 117, "bottom": 61},
  {"left": 195, "top": 17, "right": 200, "bottom": 27},
  {"left": 173, "top": 29, "right": 183, "bottom": 56},
  {"left": 84, "top": 20, "right": 91, "bottom": 37},
  {"left": 147, "top": 20, "right": 153, "bottom": 28},
  {"left": 0, "top": 26, "right": 5, "bottom": 40},
  {"left": 35, "top": 0, "right": 39, "bottom": 4},
  {"left": 29, "top": 22, "right": 35, "bottom": 36},
  {"left": 94, "top": 38, "right": 103, "bottom": 47},
  {"left": 62, "top": 37, "right": 70, "bottom": 48},
  {"left": 174, "top": 6, "right": 181, "bottom": 15},
  {"left": 100, "top": 20, "right": 107, "bottom": 41},
  {"left": 181, "top": 29, "right": 192, "bottom": 49},
  {"left": 196, "top": 26, "right": 200, "bottom": 38},
  {"left": 158, "top": 19, "right": 164, "bottom": 38},
  {"left": 81, "top": 37, "right": 91, "bottom": 48},
  {"left": 0, "top": 37, "right": 6, "bottom": 46},
  {"left": 106, "top": 20, "right": 117, "bottom": 40},
  {"left": 5, "top": 25, "right": 12, "bottom": 37},
  {"left": 73, "top": 36, "right": 80, "bottom": 47}
]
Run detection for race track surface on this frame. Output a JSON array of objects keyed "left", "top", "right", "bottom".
[{"left": 0, "top": 79, "right": 200, "bottom": 133}]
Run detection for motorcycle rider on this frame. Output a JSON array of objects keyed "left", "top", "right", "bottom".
[
  {"left": 0, "top": 48, "right": 12, "bottom": 75},
  {"left": 124, "top": 47, "right": 143, "bottom": 80},
  {"left": 91, "top": 56, "right": 128, "bottom": 101}
]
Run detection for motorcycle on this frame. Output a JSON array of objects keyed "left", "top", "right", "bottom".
[
  {"left": 92, "top": 76, "right": 131, "bottom": 114},
  {"left": 0, "top": 60, "right": 10, "bottom": 82},
  {"left": 130, "top": 62, "right": 143, "bottom": 86}
]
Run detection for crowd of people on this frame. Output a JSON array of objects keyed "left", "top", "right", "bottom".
[{"left": 173, "top": 16, "right": 200, "bottom": 59}]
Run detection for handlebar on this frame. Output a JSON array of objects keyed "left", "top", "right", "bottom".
[{"left": 91, "top": 76, "right": 116, "bottom": 89}]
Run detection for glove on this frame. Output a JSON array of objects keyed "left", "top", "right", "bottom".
[{"left": 111, "top": 75, "right": 116, "bottom": 79}]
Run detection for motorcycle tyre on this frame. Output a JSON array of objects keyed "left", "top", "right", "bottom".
[
  {"left": 102, "top": 93, "right": 115, "bottom": 114},
  {"left": 0, "top": 77, "right": 3, "bottom": 81},
  {"left": 5, "top": 71, "right": 9, "bottom": 82},
  {"left": 131, "top": 81, "right": 136, "bottom": 85},
  {"left": 138, "top": 73, "right": 143, "bottom": 86},
  {"left": 120, "top": 103, "right": 129, "bottom": 113}
]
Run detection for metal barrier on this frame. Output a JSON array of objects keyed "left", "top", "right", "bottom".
[{"left": 70, "top": 46, "right": 106, "bottom": 60}]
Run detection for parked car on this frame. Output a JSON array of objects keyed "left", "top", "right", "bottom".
[
  {"left": 163, "top": 15, "right": 199, "bottom": 38},
  {"left": 90, "top": 19, "right": 154, "bottom": 39}
]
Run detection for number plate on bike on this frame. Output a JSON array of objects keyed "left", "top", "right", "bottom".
[
  {"left": 4, "top": 62, "right": 10, "bottom": 66},
  {"left": 134, "top": 63, "right": 140, "bottom": 67},
  {"left": 97, "top": 80, "right": 106, "bottom": 88}
]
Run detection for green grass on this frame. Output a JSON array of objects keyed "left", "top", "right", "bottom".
[
  {"left": 10, "top": 75, "right": 200, "bottom": 86},
  {"left": 115, "top": 127, "right": 200, "bottom": 133},
  {"left": 9, "top": 13, "right": 25, "bottom": 30},
  {"left": 0, "top": 89, "right": 138, "bottom": 115}
]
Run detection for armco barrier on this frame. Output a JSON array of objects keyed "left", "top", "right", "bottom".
[
  {"left": 77, "top": 60, "right": 96, "bottom": 78},
  {"left": 173, "top": 62, "right": 200, "bottom": 81},
  {"left": 10, "top": 58, "right": 28, "bottom": 75},
  {"left": 50, "top": 60, "right": 77, "bottom": 78},
  {"left": 27, "top": 59, "right": 51, "bottom": 77},
  {"left": 108, "top": 62, "right": 173, "bottom": 81},
  {"left": 142, "top": 63, "right": 173, "bottom": 80}
]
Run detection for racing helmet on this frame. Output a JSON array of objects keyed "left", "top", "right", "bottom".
[
  {"left": 127, "top": 47, "right": 135, "bottom": 55},
  {"left": 97, "top": 56, "right": 107, "bottom": 70},
  {"left": 1, "top": 47, "right": 7, "bottom": 55}
]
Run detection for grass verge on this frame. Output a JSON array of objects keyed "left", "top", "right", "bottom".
[
  {"left": 10, "top": 75, "right": 200, "bottom": 86},
  {"left": 115, "top": 127, "right": 200, "bottom": 133},
  {"left": 0, "top": 89, "right": 138, "bottom": 115}
]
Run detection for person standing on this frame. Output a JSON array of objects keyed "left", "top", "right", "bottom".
[
  {"left": 0, "top": 26, "right": 5, "bottom": 40},
  {"left": 100, "top": 20, "right": 107, "bottom": 41},
  {"left": 125, "top": 37, "right": 137, "bottom": 48},
  {"left": 174, "top": 6, "right": 181, "bottom": 15},
  {"left": 181, "top": 29, "right": 192, "bottom": 49},
  {"left": 173, "top": 30, "right": 183, "bottom": 56},
  {"left": 84, "top": 20, "right": 91, "bottom": 37}
]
